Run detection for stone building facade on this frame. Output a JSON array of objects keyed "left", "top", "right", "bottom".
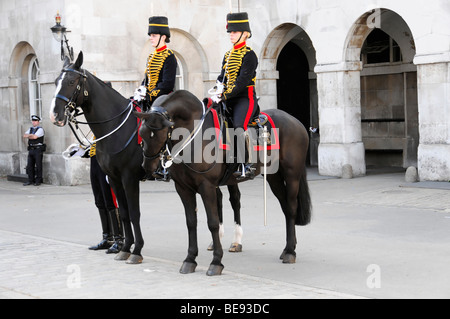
[{"left": 1, "top": 0, "right": 449, "bottom": 185}]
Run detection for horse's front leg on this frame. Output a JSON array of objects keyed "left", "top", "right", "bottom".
[
  {"left": 124, "top": 181, "right": 143, "bottom": 264},
  {"left": 110, "top": 181, "right": 134, "bottom": 261},
  {"left": 208, "top": 187, "right": 225, "bottom": 251},
  {"left": 176, "top": 183, "right": 199, "bottom": 274},
  {"left": 200, "top": 183, "right": 224, "bottom": 276}
]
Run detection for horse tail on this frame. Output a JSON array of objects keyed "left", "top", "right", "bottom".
[{"left": 296, "top": 168, "right": 312, "bottom": 226}]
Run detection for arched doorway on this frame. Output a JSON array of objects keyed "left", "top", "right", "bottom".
[
  {"left": 346, "top": 9, "right": 418, "bottom": 169},
  {"left": 276, "top": 42, "right": 311, "bottom": 163},
  {"left": 260, "top": 24, "right": 317, "bottom": 166}
]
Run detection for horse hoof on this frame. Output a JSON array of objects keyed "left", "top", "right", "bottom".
[
  {"left": 279, "top": 250, "right": 286, "bottom": 260},
  {"left": 207, "top": 241, "right": 214, "bottom": 251},
  {"left": 126, "top": 254, "right": 143, "bottom": 264},
  {"left": 180, "top": 261, "right": 197, "bottom": 274},
  {"left": 282, "top": 253, "right": 296, "bottom": 264},
  {"left": 229, "top": 243, "right": 242, "bottom": 253},
  {"left": 114, "top": 251, "right": 131, "bottom": 261},
  {"left": 206, "top": 264, "right": 224, "bottom": 276}
]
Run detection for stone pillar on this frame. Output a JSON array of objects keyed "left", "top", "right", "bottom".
[
  {"left": 414, "top": 53, "right": 450, "bottom": 181},
  {"left": 315, "top": 62, "right": 366, "bottom": 177},
  {"left": 257, "top": 58, "right": 279, "bottom": 111}
]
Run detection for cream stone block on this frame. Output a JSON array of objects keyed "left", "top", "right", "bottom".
[
  {"left": 418, "top": 144, "right": 450, "bottom": 181},
  {"left": 318, "top": 142, "right": 366, "bottom": 177}
]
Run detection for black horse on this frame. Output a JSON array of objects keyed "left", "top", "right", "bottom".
[
  {"left": 50, "top": 52, "right": 146, "bottom": 264},
  {"left": 135, "top": 90, "right": 311, "bottom": 275},
  {"left": 49, "top": 52, "right": 244, "bottom": 263}
]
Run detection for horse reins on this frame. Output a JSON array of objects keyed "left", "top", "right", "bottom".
[
  {"left": 143, "top": 101, "right": 221, "bottom": 174},
  {"left": 56, "top": 68, "right": 136, "bottom": 147}
]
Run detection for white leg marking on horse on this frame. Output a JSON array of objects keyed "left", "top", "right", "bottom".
[
  {"left": 219, "top": 223, "right": 225, "bottom": 239},
  {"left": 233, "top": 223, "right": 243, "bottom": 244}
]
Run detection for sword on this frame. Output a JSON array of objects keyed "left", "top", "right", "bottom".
[{"left": 262, "top": 126, "right": 269, "bottom": 226}]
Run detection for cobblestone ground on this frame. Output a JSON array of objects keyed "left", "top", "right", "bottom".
[
  {"left": 1, "top": 169, "right": 449, "bottom": 300},
  {"left": 0, "top": 230, "right": 360, "bottom": 299}
]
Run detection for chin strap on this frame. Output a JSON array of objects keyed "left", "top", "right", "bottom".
[
  {"left": 156, "top": 35, "right": 162, "bottom": 49},
  {"left": 234, "top": 32, "right": 244, "bottom": 46}
]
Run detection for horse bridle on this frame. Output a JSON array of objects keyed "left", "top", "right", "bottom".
[
  {"left": 142, "top": 106, "right": 174, "bottom": 163},
  {"left": 142, "top": 102, "right": 220, "bottom": 175},
  {"left": 55, "top": 68, "right": 89, "bottom": 120},
  {"left": 55, "top": 67, "right": 136, "bottom": 148}
]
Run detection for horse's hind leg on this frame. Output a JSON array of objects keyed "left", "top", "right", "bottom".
[
  {"left": 267, "top": 171, "right": 299, "bottom": 264},
  {"left": 227, "top": 184, "right": 243, "bottom": 253}
]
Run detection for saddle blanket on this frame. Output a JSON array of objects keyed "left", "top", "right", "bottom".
[{"left": 204, "top": 98, "right": 280, "bottom": 151}]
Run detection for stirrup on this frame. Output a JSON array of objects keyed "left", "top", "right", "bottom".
[
  {"left": 153, "top": 167, "right": 171, "bottom": 182},
  {"left": 233, "top": 163, "right": 255, "bottom": 180}
]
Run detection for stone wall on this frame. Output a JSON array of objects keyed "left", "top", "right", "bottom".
[{"left": 0, "top": 0, "right": 449, "bottom": 183}]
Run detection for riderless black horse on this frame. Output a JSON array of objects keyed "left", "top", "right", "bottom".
[
  {"left": 49, "top": 52, "right": 244, "bottom": 263},
  {"left": 135, "top": 90, "right": 312, "bottom": 276}
]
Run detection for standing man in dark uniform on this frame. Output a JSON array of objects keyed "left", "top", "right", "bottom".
[
  {"left": 23, "top": 115, "right": 45, "bottom": 186},
  {"left": 133, "top": 16, "right": 178, "bottom": 111},
  {"left": 87, "top": 140, "right": 124, "bottom": 254}
]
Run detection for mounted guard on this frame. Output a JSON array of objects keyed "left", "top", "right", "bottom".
[
  {"left": 134, "top": 16, "right": 178, "bottom": 112},
  {"left": 210, "top": 12, "right": 260, "bottom": 180}
]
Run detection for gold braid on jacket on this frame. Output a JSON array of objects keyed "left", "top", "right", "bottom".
[
  {"left": 89, "top": 143, "right": 97, "bottom": 157},
  {"left": 223, "top": 44, "right": 256, "bottom": 95},
  {"left": 146, "top": 47, "right": 175, "bottom": 100},
  {"left": 89, "top": 138, "right": 97, "bottom": 158}
]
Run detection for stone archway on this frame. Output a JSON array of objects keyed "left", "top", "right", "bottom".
[
  {"left": 260, "top": 23, "right": 318, "bottom": 165},
  {"left": 345, "top": 9, "right": 418, "bottom": 169},
  {"left": 9, "top": 42, "right": 38, "bottom": 153}
]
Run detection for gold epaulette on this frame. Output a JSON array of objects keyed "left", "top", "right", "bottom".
[{"left": 146, "top": 47, "right": 174, "bottom": 97}]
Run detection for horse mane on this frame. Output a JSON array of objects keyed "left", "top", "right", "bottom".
[
  {"left": 162, "top": 90, "right": 204, "bottom": 122},
  {"left": 84, "top": 70, "right": 128, "bottom": 102}
]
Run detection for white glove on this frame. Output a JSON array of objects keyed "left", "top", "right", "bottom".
[
  {"left": 211, "top": 94, "right": 222, "bottom": 104},
  {"left": 215, "top": 81, "right": 224, "bottom": 94},
  {"left": 133, "top": 86, "right": 147, "bottom": 102},
  {"left": 62, "top": 144, "right": 86, "bottom": 160},
  {"left": 208, "top": 81, "right": 224, "bottom": 95}
]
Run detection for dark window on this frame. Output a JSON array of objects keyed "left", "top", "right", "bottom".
[{"left": 361, "top": 29, "right": 402, "bottom": 64}]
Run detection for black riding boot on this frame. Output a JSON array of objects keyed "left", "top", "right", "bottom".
[
  {"left": 89, "top": 208, "right": 112, "bottom": 250},
  {"left": 106, "top": 208, "right": 124, "bottom": 254},
  {"left": 232, "top": 130, "right": 256, "bottom": 180},
  {"left": 89, "top": 233, "right": 111, "bottom": 250}
]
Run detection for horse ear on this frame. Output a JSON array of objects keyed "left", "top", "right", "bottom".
[
  {"left": 74, "top": 51, "right": 83, "bottom": 69},
  {"left": 134, "top": 111, "right": 151, "bottom": 120},
  {"left": 63, "top": 56, "right": 70, "bottom": 68},
  {"left": 163, "top": 119, "right": 175, "bottom": 128}
]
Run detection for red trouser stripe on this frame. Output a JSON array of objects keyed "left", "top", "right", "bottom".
[{"left": 244, "top": 86, "right": 255, "bottom": 131}]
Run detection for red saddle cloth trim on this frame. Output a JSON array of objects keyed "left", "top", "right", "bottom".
[
  {"left": 133, "top": 103, "right": 143, "bottom": 145},
  {"left": 253, "top": 112, "right": 280, "bottom": 151},
  {"left": 209, "top": 103, "right": 280, "bottom": 151},
  {"left": 211, "top": 108, "right": 231, "bottom": 151}
]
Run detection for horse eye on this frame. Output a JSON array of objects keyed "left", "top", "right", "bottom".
[
  {"left": 150, "top": 131, "right": 155, "bottom": 138},
  {"left": 69, "top": 80, "right": 76, "bottom": 85}
]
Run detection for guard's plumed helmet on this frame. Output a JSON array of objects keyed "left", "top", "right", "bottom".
[
  {"left": 226, "top": 12, "right": 252, "bottom": 37},
  {"left": 148, "top": 16, "right": 171, "bottom": 43}
]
